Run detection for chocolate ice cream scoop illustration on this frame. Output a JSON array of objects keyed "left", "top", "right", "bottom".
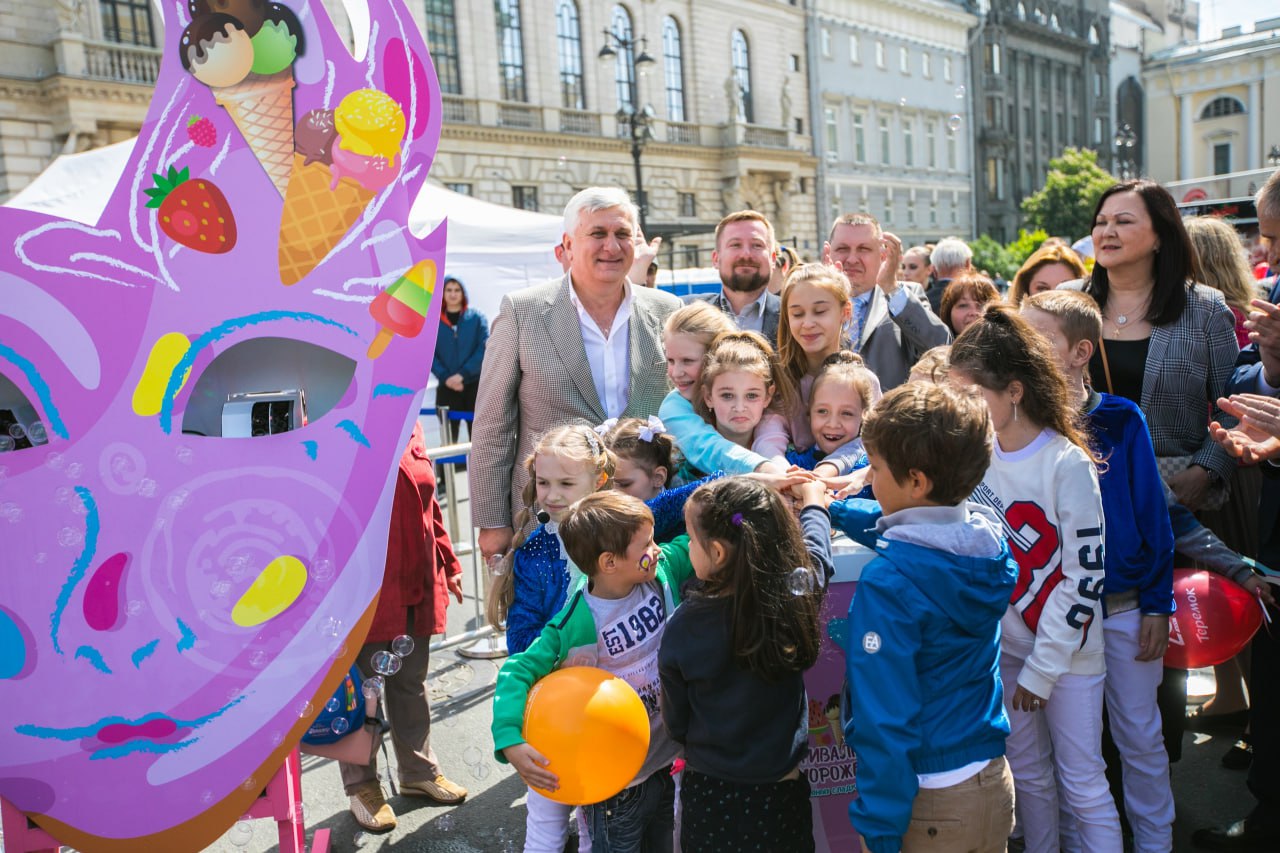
[
  {"left": 295, "top": 109, "right": 337, "bottom": 167},
  {"left": 180, "top": 2, "right": 304, "bottom": 197}
]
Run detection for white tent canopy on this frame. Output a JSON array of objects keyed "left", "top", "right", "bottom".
[{"left": 5, "top": 138, "right": 565, "bottom": 324}]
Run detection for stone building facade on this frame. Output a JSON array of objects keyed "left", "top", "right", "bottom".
[
  {"left": 968, "top": 0, "right": 1112, "bottom": 242},
  {"left": 809, "top": 0, "right": 978, "bottom": 243}
]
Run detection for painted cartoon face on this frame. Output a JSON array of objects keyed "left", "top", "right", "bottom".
[{"left": 0, "top": 1, "right": 443, "bottom": 848}]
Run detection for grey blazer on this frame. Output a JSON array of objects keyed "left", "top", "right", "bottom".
[
  {"left": 857, "top": 282, "right": 952, "bottom": 391},
  {"left": 470, "top": 274, "right": 682, "bottom": 530},
  {"left": 690, "top": 290, "right": 782, "bottom": 345}
]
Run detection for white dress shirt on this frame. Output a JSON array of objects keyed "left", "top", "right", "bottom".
[{"left": 570, "top": 281, "right": 633, "bottom": 418}]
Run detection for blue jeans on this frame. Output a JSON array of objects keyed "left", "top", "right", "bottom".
[{"left": 583, "top": 768, "right": 675, "bottom": 853}]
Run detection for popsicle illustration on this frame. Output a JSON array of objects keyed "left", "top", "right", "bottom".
[{"left": 368, "top": 259, "right": 435, "bottom": 358}]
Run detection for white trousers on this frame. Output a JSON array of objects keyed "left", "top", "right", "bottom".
[
  {"left": 1060, "top": 611, "right": 1173, "bottom": 853},
  {"left": 1000, "top": 653, "right": 1122, "bottom": 853},
  {"left": 525, "top": 788, "right": 592, "bottom": 853}
]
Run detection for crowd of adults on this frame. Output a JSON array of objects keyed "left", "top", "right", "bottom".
[{"left": 407, "top": 171, "right": 1280, "bottom": 850}]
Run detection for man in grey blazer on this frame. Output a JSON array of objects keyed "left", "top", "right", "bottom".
[
  {"left": 826, "top": 212, "right": 951, "bottom": 390},
  {"left": 471, "top": 187, "right": 681, "bottom": 564},
  {"left": 691, "top": 210, "right": 782, "bottom": 343}
]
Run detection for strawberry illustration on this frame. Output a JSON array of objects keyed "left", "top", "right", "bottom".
[
  {"left": 186, "top": 115, "right": 217, "bottom": 148},
  {"left": 144, "top": 166, "right": 237, "bottom": 254}
]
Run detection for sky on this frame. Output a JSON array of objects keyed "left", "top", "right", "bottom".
[{"left": 1198, "top": 0, "right": 1275, "bottom": 39}]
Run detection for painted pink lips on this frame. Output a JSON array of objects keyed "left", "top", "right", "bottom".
[{"left": 96, "top": 718, "right": 179, "bottom": 745}]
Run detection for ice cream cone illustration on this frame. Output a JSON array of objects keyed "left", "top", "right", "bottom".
[
  {"left": 368, "top": 260, "right": 436, "bottom": 359},
  {"left": 277, "top": 89, "right": 406, "bottom": 284},
  {"left": 212, "top": 69, "right": 296, "bottom": 196},
  {"left": 180, "top": 2, "right": 304, "bottom": 197}
]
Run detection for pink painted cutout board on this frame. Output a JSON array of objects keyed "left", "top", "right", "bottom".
[{"left": 0, "top": 0, "right": 444, "bottom": 848}]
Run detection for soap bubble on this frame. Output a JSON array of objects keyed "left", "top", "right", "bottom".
[
  {"left": 354, "top": 831, "right": 368, "bottom": 847},
  {"left": 487, "top": 553, "right": 508, "bottom": 576},
  {"left": 27, "top": 421, "right": 47, "bottom": 443},
  {"left": 947, "top": 114, "right": 963, "bottom": 132},
  {"left": 175, "top": 445, "right": 194, "bottom": 464},
  {"left": 54, "top": 486, "right": 71, "bottom": 504},
  {"left": 8, "top": 423, "right": 25, "bottom": 439},
  {"left": 330, "top": 716, "right": 350, "bottom": 735},
  {"left": 296, "top": 699, "right": 314, "bottom": 719},
  {"left": 462, "top": 745, "right": 483, "bottom": 767},
  {"left": 45, "top": 451, "right": 65, "bottom": 469},
  {"left": 166, "top": 489, "right": 190, "bottom": 510},
  {"left": 295, "top": 802, "right": 307, "bottom": 824},
  {"left": 470, "top": 761, "right": 491, "bottom": 781},
  {"left": 137, "top": 478, "right": 157, "bottom": 497},
  {"left": 271, "top": 730, "right": 285, "bottom": 746},
  {"left": 210, "top": 580, "right": 231, "bottom": 598},
  {"left": 65, "top": 462, "right": 84, "bottom": 478},
  {"left": 200, "top": 790, "right": 214, "bottom": 805},
  {"left": 557, "top": 155, "right": 567, "bottom": 166},
  {"left": 228, "top": 819, "right": 254, "bottom": 847},
  {"left": 0, "top": 436, "right": 13, "bottom": 453},
  {"left": 240, "top": 775, "right": 258, "bottom": 792},
  {"left": 898, "top": 97, "right": 907, "bottom": 107},
  {"left": 371, "top": 650, "right": 402, "bottom": 676},
  {"left": 0, "top": 502, "right": 22, "bottom": 523},
  {"left": 317, "top": 616, "right": 344, "bottom": 638},
  {"left": 437, "top": 813, "right": 456, "bottom": 832},
  {"left": 227, "top": 555, "right": 250, "bottom": 579},
  {"left": 788, "top": 567, "right": 814, "bottom": 596},
  {"left": 954, "top": 84, "right": 966, "bottom": 99},
  {"left": 57, "top": 527, "right": 83, "bottom": 548},
  {"left": 127, "top": 599, "right": 145, "bottom": 616},
  {"left": 312, "top": 558, "right": 335, "bottom": 583},
  {"left": 362, "top": 675, "right": 385, "bottom": 700},
  {"left": 391, "top": 635, "right": 415, "bottom": 657},
  {"left": 70, "top": 496, "right": 89, "bottom": 515},
  {"left": 326, "top": 697, "right": 341, "bottom": 713},
  {"left": 34, "top": 551, "right": 47, "bottom": 564}
]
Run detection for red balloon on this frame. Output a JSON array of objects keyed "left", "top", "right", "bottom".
[{"left": 1164, "top": 569, "right": 1264, "bottom": 669}]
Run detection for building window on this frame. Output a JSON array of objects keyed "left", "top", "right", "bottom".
[
  {"left": 825, "top": 107, "right": 839, "bottom": 156},
  {"left": 513, "top": 185, "right": 539, "bottom": 211},
  {"left": 556, "top": 0, "right": 585, "bottom": 109},
  {"left": 943, "top": 56, "right": 953, "bottom": 82},
  {"left": 899, "top": 46, "right": 910, "bottom": 74},
  {"left": 821, "top": 28, "right": 831, "bottom": 58},
  {"left": 731, "top": 30, "right": 753, "bottom": 123},
  {"left": 1200, "top": 96, "right": 1246, "bottom": 119},
  {"left": 612, "top": 5, "right": 636, "bottom": 111},
  {"left": 444, "top": 182, "right": 472, "bottom": 196},
  {"left": 903, "top": 119, "right": 914, "bottom": 167},
  {"left": 853, "top": 112, "right": 866, "bottom": 162},
  {"left": 1093, "top": 70, "right": 1103, "bottom": 98},
  {"left": 679, "top": 192, "right": 696, "bottom": 218},
  {"left": 849, "top": 34, "right": 860, "bottom": 64},
  {"left": 926, "top": 119, "right": 937, "bottom": 168},
  {"left": 425, "top": 0, "right": 462, "bottom": 95},
  {"left": 100, "top": 0, "right": 155, "bottom": 45},
  {"left": 1093, "top": 116, "right": 1104, "bottom": 144},
  {"left": 922, "top": 52, "right": 932, "bottom": 78},
  {"left": 985, "top": 43, "right": 1002, "bottom": 74},
  {"left": 495, "top": 0, "right": 527, "bottom": 102},
  {"left": 884, "top": 193, "right": 894, "bottom": 225},
  {"left": 1088, "top": 24, "right": 1101, "bottom": 45},
  {"left": 879, "top": 116, "right": 891, "bottom": 165},
  {"left": 1017, "top": 2, "right": 1027, "bottom": 19},
  {"left": 790, "top": 54, "right": 801, "bottom": 72},
  {"left": 662, "top": 17, "right": 686, "bottom": 121},
  {"left": 986, "top": 158, "right": 1004, "bottom": 200},
  {"left": 930, "top": 201, "right": 938, "bottom": 226},
  {"left": 876, "top": 41, "right": 886, "bottom": 69},
  {"left": 1213, "top": 143, "right": 1231, "bottom": 175},
  {"left": 907, "top": 201, "right": 916, "bottom": 227},
  {"left": 947, "top": 127, "right": 958, "bottom": 170}
]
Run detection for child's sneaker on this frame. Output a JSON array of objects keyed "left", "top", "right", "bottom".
[{"left": 348, "top": 780, "right": 396, "bottom": 832}]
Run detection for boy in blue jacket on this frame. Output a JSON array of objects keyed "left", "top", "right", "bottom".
[{"left": 830, "top": 383, "right": 1018, "bottom": 853}]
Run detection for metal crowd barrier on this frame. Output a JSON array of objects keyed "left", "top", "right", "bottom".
[{"left": 423, "top": 407, "right": 507, "bottom": 659}]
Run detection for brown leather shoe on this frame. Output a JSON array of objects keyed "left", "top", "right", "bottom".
[
  {"left": 400, "top": 774, "right": 468, "bottom": 804},
  {"left": 348, "top": 781, "right": 396, "bottom": 832}
]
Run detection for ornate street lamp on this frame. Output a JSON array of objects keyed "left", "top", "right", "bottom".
[
  {"left": 600, "top": 28, "right": 656, "bottom": 234},
  {"left": 1269, "top": 144, "right": 1280, "bottom": 168},
  {"left": 1113, "top": 123, "right": 1137, "bottom": 180}
]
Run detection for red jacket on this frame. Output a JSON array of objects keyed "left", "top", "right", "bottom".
[{"left": 367, "top": 422, "right": 462, "bottom": 642}]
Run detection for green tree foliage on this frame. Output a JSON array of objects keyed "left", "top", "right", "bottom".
[
  {"left": 970, "top": 234, "right": 1017, "bottom": 281},
  {"left": 1007, "top": 228, "right": 1049, "bottom": 269},
  {"left": 1020, "top": 147, "right": 1115, "bottom": 241}
]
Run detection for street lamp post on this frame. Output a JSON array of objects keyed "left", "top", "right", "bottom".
[
  {"left": 599, "top": 29, "right": 655, "bottom": 234},
  {"left": 1113, "top": 123, "right": 1137, "bottom": 181}
]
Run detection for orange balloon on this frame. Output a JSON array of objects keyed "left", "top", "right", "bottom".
[{"left": 522, "top": 666, "right": 651, "bottom": 805}]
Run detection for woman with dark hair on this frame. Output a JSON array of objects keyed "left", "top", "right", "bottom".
[
  {"left": 432, "top": 276, "right": 489, "bottom": 443},
  {"left": 939, "top": 273, "right": 1001, "bottom": 335},
  {"left": 1080, "top": 179, "right": 1238, "bottom": 513}
]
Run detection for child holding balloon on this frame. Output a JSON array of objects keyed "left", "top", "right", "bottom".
[
  {"left": 487, "top": 424, "right": 617, "bottom": 656},
  {"left": 948, "top": 304, "right": 1122, "bottom": 853},
  {"left": 492, "top": 490, "right": 697, "bottom": 853},
  {"left": 658, "top": 476, "right": 835, "bottom": 852}
]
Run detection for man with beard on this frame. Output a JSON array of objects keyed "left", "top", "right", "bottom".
[{"left": 694, "top": 210, "right": 782, "bottom": 342}]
